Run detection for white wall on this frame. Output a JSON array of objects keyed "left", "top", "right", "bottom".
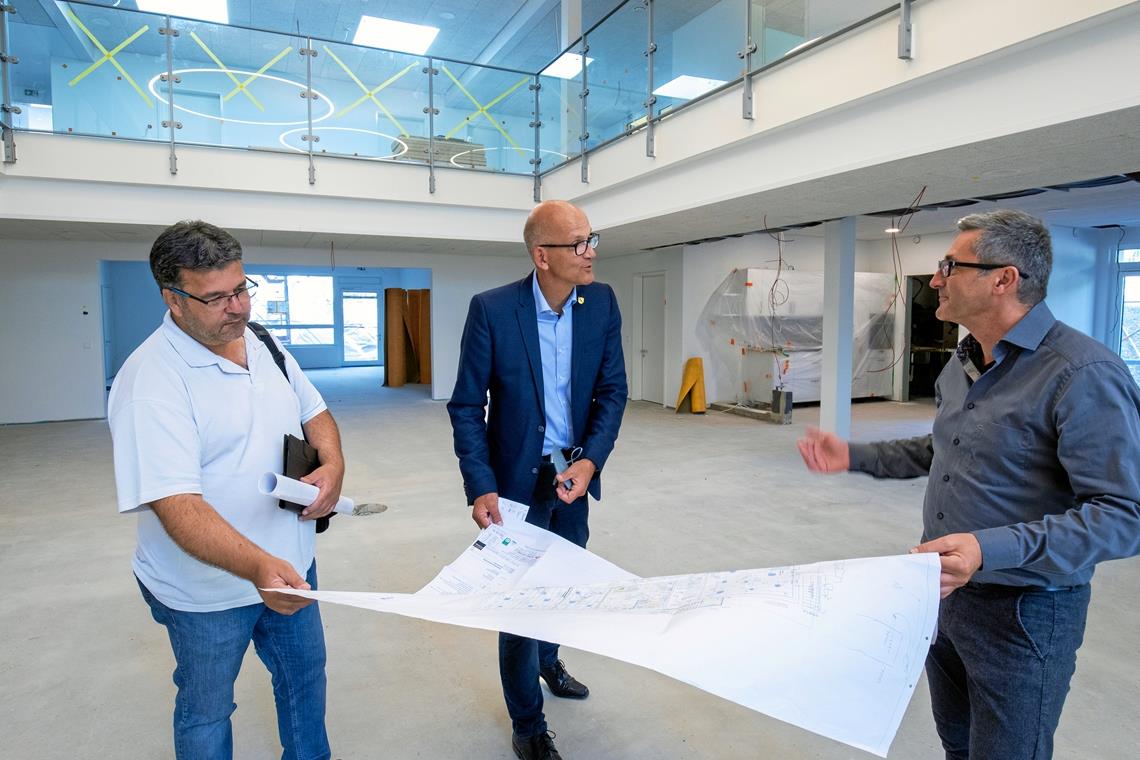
[
  {"left": 599, "top": 247, "right": 685, "bottom": 405},
  {"left": 1, "top": 242, "right": 108, "bottom": 423},
  {"left": 0, "top": 238, "right": 529, "bottom": 424},
  {"left": 1048, "top": 226, "right": 1101, "bottom": 337},
  {"left": 102, "top": 261, "right": 166, "bottom": 377}
]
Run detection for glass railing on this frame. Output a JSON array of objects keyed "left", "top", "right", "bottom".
[
  {"left": 652, "top": 1, "right": 744, "bottom": 121},
  {"left": 0, "top": 0, "right": 901, "bottom": 184}
]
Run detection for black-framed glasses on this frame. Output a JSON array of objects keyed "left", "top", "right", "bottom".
[
  {"left": 539, "top": 231, "right": 600, "bottom": 256},
  {"left": 936, "top": 258, "right": 1026, "bottom": 279},
  {"left": 166, "top": 277, "right": 258, "bottom": 309}
]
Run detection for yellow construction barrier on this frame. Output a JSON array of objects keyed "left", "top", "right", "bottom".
[{"left": 675, "top": 357, "right": 707, "bottom": 414}]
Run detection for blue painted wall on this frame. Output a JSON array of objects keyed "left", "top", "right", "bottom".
[{"left": 101, "top": 260, "right": 430, "bottom": 376}]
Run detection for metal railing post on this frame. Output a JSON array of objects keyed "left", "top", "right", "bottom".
[
  {"left": 423, "top": 58, "right": 439, "bottom": 194},
  {"left": 0, "top": 3, "right": 19, "bottom": 163},
  {"left": 898, "top": 0, "right": 914, "bottom": 60},
  {"left": 644, "top": 0, "right": 656, "bottom": 157},
  {"left": 739, "top": 0, "right": 756, "bottom": 120},
  {"left": 530, "top": 74, "right": 542, "bottom": 202},
  {"left": 159, "top": 16, "right": 181, "bottom": 174},
  {"left": 301, "top": 37, "right": 318, "bottom": 185},
  {"left": 579, "top": 35, "right": 589, "bottom": 183}
]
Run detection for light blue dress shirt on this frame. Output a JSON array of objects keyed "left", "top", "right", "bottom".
[{"left": 532, "top": 273, "right": 575, "bottom": 455}]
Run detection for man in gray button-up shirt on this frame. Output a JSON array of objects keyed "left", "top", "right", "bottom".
[{"left": 798, "top": 209, "right": 1140, "bottom": 760}]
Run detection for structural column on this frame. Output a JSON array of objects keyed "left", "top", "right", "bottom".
[
  {"left": 820, "top": 217, "right": 855, "bottom": 437},
  {"left": 560, "top": 0, "right": 582, "bottom": 158}
]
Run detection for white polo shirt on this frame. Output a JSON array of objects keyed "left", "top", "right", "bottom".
[{"left": 108, "top": 312, "right": 327, "bottom": 612}]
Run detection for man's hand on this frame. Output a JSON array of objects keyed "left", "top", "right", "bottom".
[
  {"left": 255, "top": 556, "right": 314, "bottom": 614},
  {"left": 299, "top": 461, "right": 344, "bottom": 520},
  {"left": 911, "top": 533, "right": 983, "bottom": 599},
  {"left": 796, "top": 427, "right": 851, "bottom": 473},
  {"left": 556, "top": 458, "right": 596, "bottom": 504},
  {"left": 472, "top": 492, "right": 502, "bottom": 528}
]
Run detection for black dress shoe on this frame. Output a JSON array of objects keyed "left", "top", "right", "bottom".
[
  {"left": 539, "top": 659, "right": 589, "bottom": 699},
  {"left": 512, "top": 730, "right": 563, "bottom": 760}
]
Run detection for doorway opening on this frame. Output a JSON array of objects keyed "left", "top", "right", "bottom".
[{"left": 907, "top": 274, "right": 957, "bottom": 399}]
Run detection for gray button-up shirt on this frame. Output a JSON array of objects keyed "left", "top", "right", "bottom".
[{"left": 849, "top": 302, "right": 1140, "bottom": 588}]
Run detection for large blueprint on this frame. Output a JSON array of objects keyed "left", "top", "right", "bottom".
[{"left": 279, "top": 500, "right": 940, "bottom": 756}]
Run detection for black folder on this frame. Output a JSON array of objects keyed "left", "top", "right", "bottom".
[{"left": 280, "top": 433, "right": 334, "bottom": 533}]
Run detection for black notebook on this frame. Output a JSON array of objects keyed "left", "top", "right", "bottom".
[{"left": 281, "top": 433, "right": 334, "bottom": 533}]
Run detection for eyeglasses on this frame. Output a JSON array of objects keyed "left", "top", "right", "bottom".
[
  {"left": 539, "top": 231, "right": 600, "bottom": 256},
  {"left": 166, "top": 277, "right": 258, "bottom": 309},
  {"left": 936, "top": 258, "right": 1026, "bottom": 279}
]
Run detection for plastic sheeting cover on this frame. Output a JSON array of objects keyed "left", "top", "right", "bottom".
[{"left": 697, "top": 268, "right": 902, "bottom": 404}]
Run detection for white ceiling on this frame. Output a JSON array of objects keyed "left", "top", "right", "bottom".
[{"left": 599, "top": 106, "right": 1140, "bottom": 253}]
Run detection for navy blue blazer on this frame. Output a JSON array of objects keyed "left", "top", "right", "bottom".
[{"left": 447, "top": 273, "right": 628, "bottom": 505}]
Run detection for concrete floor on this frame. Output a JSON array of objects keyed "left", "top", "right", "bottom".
[{"left": 2, "top": 366, "right": 1136, "bottom": 759}]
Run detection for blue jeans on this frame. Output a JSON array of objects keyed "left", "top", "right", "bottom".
[
  {"left": 499, "top": 488, "right": 590, "bottom": 738},
  {"left": 138, "top": 562, "right": 330, "bottom": 760},
  {"left": 926, "top": 582, "right": 1091, "bottom": 760}
]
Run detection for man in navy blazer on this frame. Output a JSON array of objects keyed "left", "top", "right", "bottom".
[{"left": 448, "top": 200, "right": 627, "bottom": 760}]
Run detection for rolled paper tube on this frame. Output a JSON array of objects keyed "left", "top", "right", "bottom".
[{"left": 259, "top": 472, "right": 355, "bottom": 514}]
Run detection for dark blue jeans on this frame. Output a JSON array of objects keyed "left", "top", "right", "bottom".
[
  {"left": 499, "top": 489, "right": 590, "bottom": 738},
  {"left": 926, "top": 582, "right": 1091, "bottom": 760},
  {"left": 138, "top": 562, "right": 330, "bottom": 760}
]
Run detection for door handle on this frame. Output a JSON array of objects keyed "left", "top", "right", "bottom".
[{"left": 640, "top": 349, "right": 648, "bottom": 357}]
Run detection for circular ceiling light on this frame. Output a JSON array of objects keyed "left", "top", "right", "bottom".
[
  {"left": 147, "top": 68, "right": 335, "bottom": 126},
  {"left": 278, "top": 127, "right": 409, "bottom": 160}
]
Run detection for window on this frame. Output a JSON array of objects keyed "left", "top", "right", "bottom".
[
  {"left": 1116, "top": 251, "right": 1140, "bottom": 386},
  {"left": 249, "top": 274, "right": 334, "bottom": 345}
]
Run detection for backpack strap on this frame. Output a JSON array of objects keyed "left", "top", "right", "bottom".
[
  {"left": 248, "top": 321, "right": 288, "bottom": 380},
  {"left": 247, "top": 321, "right": 335, "bottom": 533}
]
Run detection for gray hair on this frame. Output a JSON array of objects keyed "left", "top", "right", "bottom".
[
  {"left": 956, "top": 209, "right": 1051, "bottom": 305},
  {"left": 149, "top": 220, "right": 243, "bottom": 290}
]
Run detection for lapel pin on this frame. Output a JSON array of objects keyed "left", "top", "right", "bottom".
[{"left": 577, "top": 296, "right": 585, "bottom": 305}]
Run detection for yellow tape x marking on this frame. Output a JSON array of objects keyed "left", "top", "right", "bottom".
[
  {"left": 189, "top": 31, "right": 293, "bottom": 112},
  {"left": 66, "top": 10, "right": 153, "bottom": 107},
  {"left": 322, "top": 46, "right": 416, "bottom": 134},
  {"left": 440, "top": 66, "right": 530, "bottom": 157}
]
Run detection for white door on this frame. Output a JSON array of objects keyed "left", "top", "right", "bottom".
[{"left": 640, "top": 274, "right": 666, "bottom": 404}]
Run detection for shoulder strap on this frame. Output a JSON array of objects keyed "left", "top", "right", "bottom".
[
  {"left": 248, "top": 321, "right": 334, "bottom": 532},
  {"left": 248, "top": 321, "right": 288, "bottom": 380}
]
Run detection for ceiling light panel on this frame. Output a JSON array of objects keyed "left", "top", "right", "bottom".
[
  {"left": 136, "top": 0, "right": 229, "bottom": 24},
  {"left": 653, "top": 75, "right": 728, "bottom": 100},
  {"left": 352, "top": 16, "right": 440, "bottom": 55},
  {"left": 541, "top": 53, "right": 594, "bottom": 80}
]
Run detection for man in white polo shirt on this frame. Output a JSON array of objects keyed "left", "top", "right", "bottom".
[{"left": 108, "top": 220, "right": 345, "bottom": 760}]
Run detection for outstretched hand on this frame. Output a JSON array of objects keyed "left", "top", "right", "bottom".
[{"left": 796, "top": 426, "right": 851, "bottom": 473}]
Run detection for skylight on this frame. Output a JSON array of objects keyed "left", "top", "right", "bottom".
[
  {"left": 136, "top": 0, "right": 229, "bottom": 24},
  {"left": 653, "top": 75, "right": 728, "bottom": 100},
  {"left": 352, "top": 16, "right": 440, "bottom": 55},
  {"left": 541, "top": 53, "right": 594, "bottom": 80}
]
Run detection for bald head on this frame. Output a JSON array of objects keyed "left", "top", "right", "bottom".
[{"left": 524, "top": 200, "right": 586, "bottom": 257}]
